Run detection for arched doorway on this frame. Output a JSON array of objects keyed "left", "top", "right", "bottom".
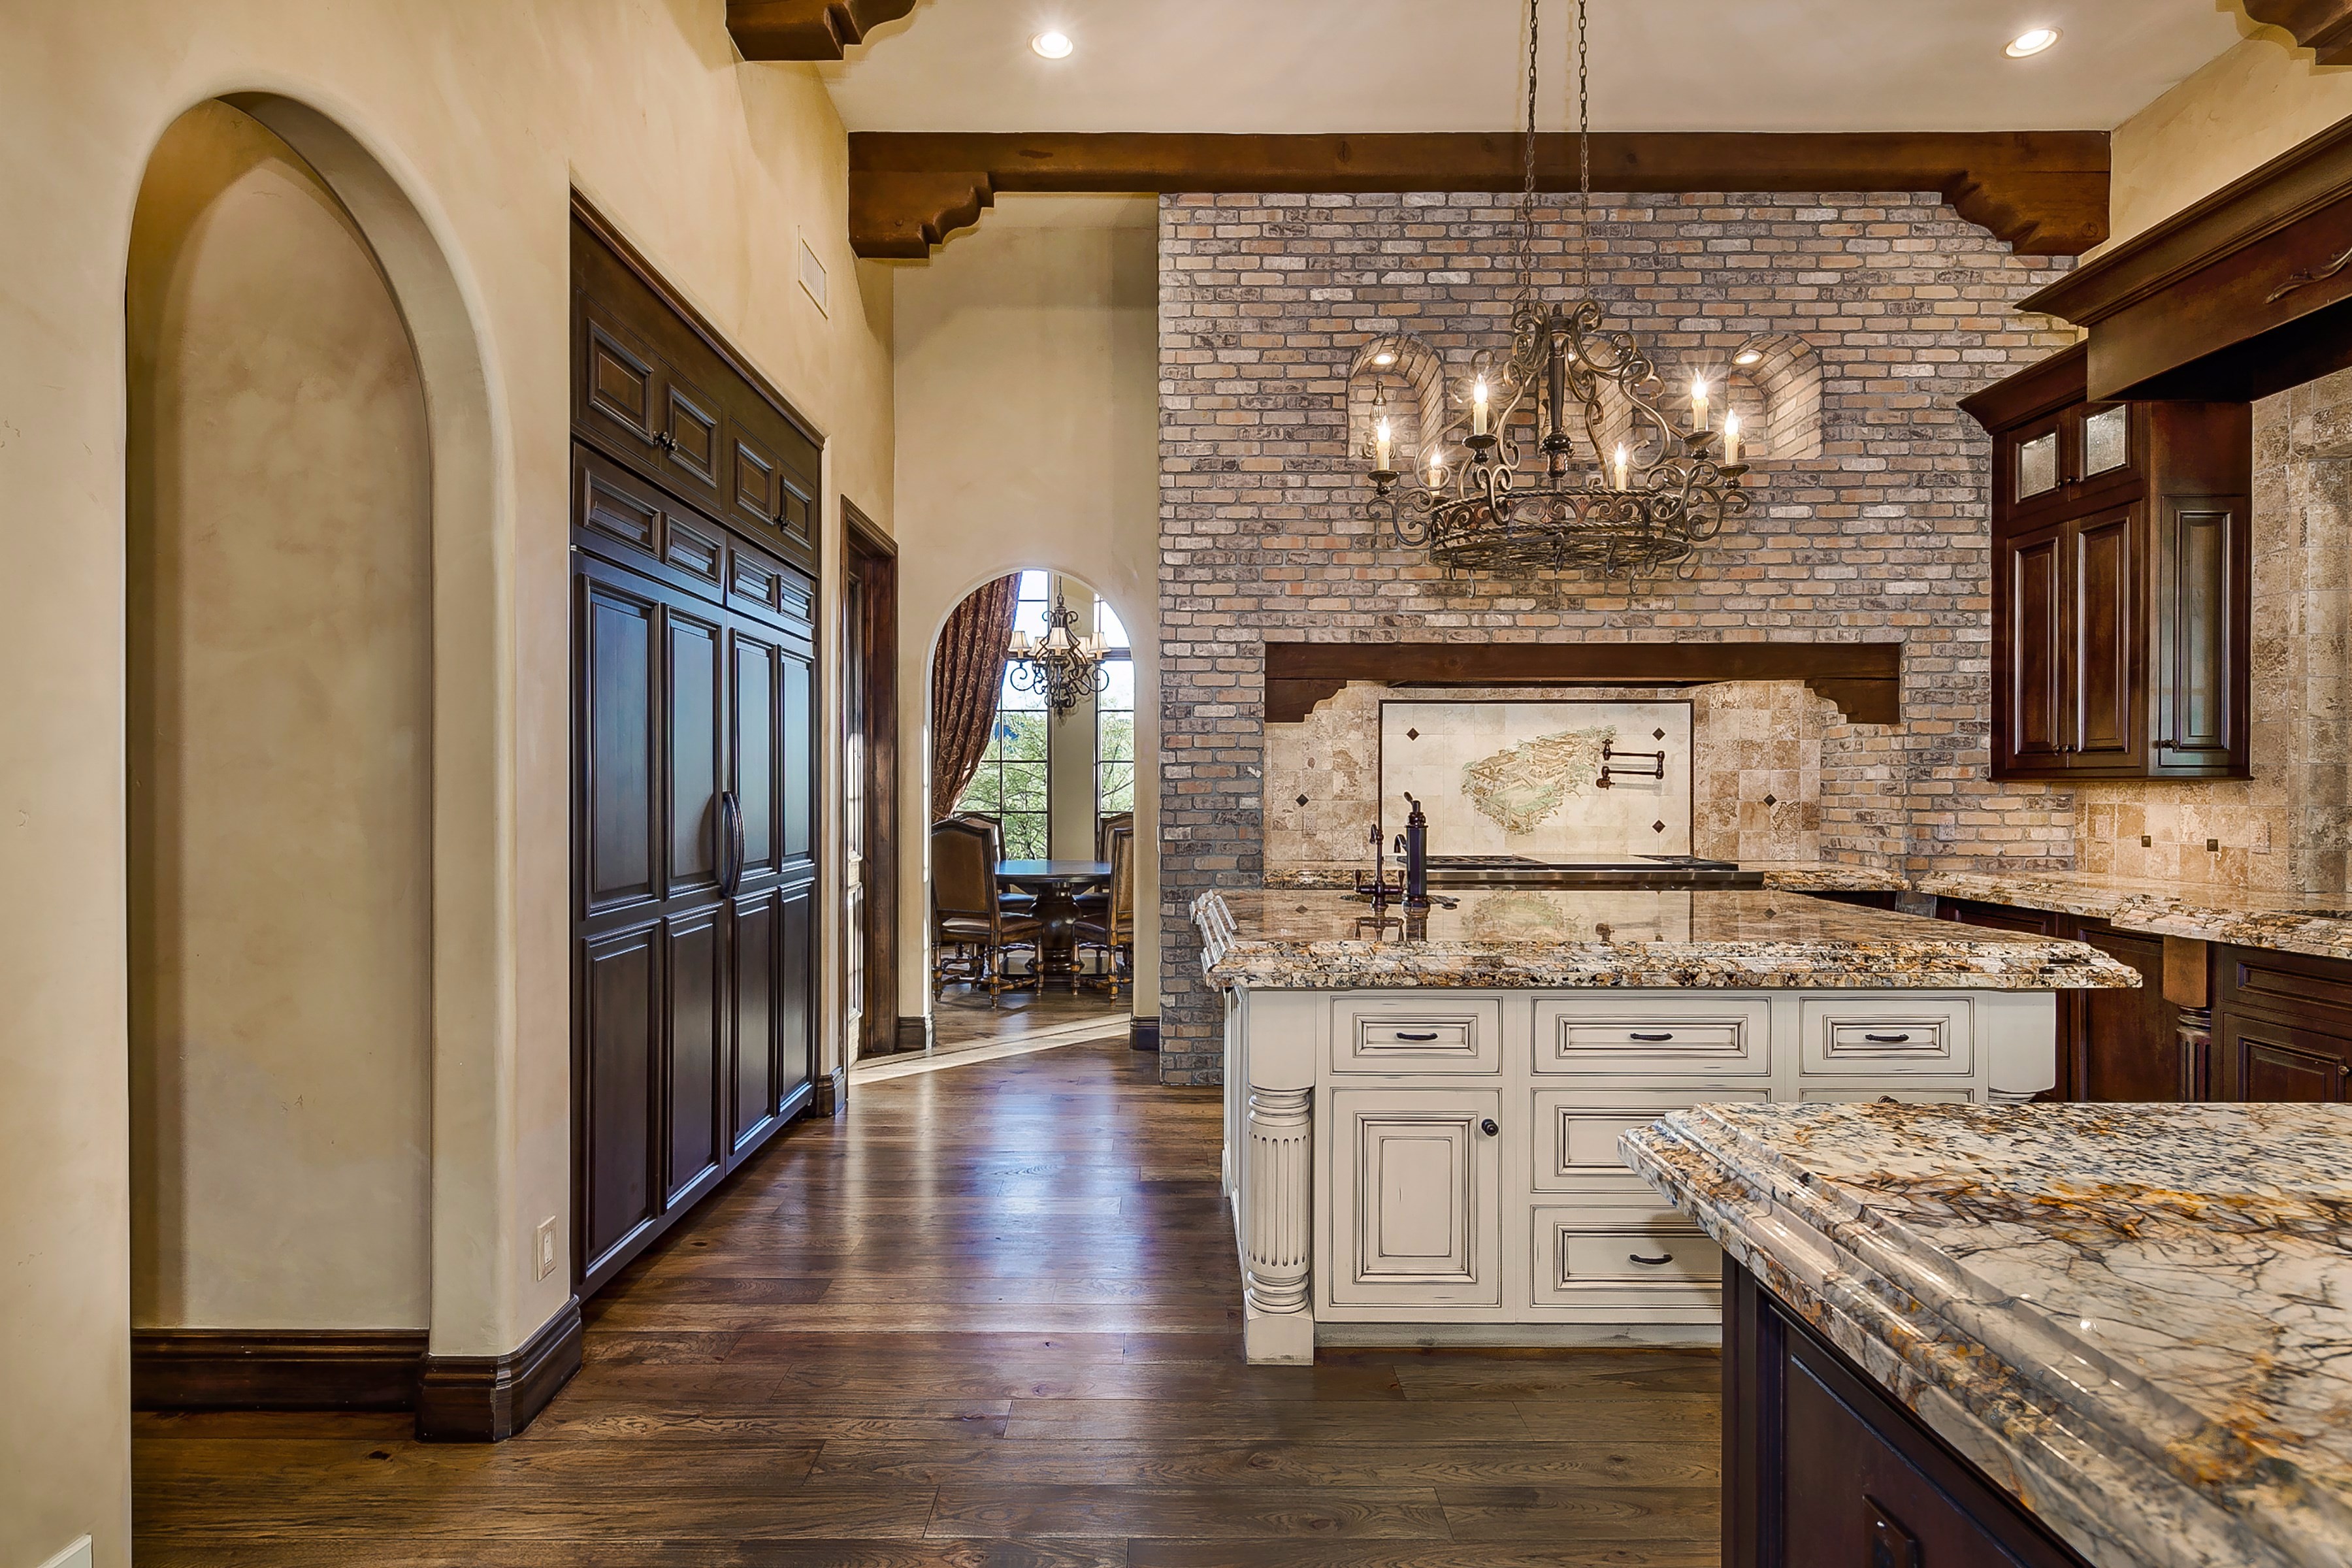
[
  {"left": 123, "top": 93, "right": 511, "bottom": 1426},
  {"left": 903, "top": 568, "right": 1143, "bottom": 1064}
]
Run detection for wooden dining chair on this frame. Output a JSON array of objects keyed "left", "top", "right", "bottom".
[
  {"left": 1077, "top": 811, "right": 1134, "bottom": 921},
  {"left": 1076, "top": 823, "right": 1135, "bottom": 998},
  {"left": 930, "top": 817, "right": 1041, "bottom": 1005},
  {"left": 948, "top": 810, "right": 1034, "bottom": 913}
]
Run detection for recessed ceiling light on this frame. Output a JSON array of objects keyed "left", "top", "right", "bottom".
[
  {"left": 1030, "top": 29, "right": 1073, "bottom": 59},
  {"left": 2005, "top": 27, "right": 2060, "bottom": 58},
  {"left": 1373, "top": 350, "right": 1397, "bottom": 367},
  {"left": 1733, "top": 348, "right": 1763, "bottom": 367}
]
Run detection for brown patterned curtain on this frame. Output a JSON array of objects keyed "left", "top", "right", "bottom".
[{"left": 930, "top": 574, "right": 1023, "bottom": 819}]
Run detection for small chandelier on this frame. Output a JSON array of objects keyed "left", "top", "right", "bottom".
[
  {"left": 1360, "top": 0, "right": 1754, "bottom": 581},
  {"left": 1007, "top": 586, "right": 1109, "bottom": 715}
]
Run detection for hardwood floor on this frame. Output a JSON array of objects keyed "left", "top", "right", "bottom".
[
  {"left": 133, "top": 1041, "right": 1722, "bottom": 1565},
  {"left": 930, "top": 983, "right": 1129, "bottom": 1050}
]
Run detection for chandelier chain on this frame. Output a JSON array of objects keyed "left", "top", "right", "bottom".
[
  {"left": 1575, "top": 0, "right": 1590, "bottom": 301},
  {"left": 1517, "top": 0, "right": 1539, "bottom": 301}
]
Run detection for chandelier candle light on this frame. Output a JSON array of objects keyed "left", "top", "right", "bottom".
[
  {"left": 1007, "top": 585, "right": 1111, "bottom": 715},
  {"left": 1359, "top": 0, "right": 1756, "bottom": 580}
]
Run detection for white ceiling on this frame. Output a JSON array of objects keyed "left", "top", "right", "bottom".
[{"left": 817, "top": 0, "right": 2252, "bottom": 135}]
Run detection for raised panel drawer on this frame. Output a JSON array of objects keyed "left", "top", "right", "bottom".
[
  {"left": 1800, "top": 998, "right": 1973, "bottom": 1076},
  {"left": 1530, "top": 1203, "right": 1720, "bottom": 1308},
  {"left": 1533, "top": 995, "right": 1771, "bottom": 1075},
  {"left": 1533, "top": 1087, "right": 1770, "bottom": 1192},
  {"left": 1331, "top": 997, "right": 1504, "bottom": 1075},
  {"left": 1799, "top": 1085, "right": 1978, "bottom": 1105}
]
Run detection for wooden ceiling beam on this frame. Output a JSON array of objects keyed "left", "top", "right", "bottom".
[
  {"left": 727, "top": 0, "right": 917, "bottom": 62},
  {"left": 847, "top": 129, "right": 2110, "bottom": 259},
  {"left": 2242, "top": 1, "right": 2352, "bottom": 65}
]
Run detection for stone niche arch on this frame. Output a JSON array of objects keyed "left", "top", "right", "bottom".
[
  {"left": 1718, "top": 334, "right": 1824, "bottom": 462},
  {"left": 1345, "top": 331, "right": 1450, "bottom": 480}
]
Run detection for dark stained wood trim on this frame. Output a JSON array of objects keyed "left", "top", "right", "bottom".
[
  {"left": 727, "top": 0, "right": 917, "bottom": 61},
  {"left": 892, "top": 1014, "right": 932, "bottom": 1054},
  {"left": 569, "top": 189, "right": 825, "bottom": 449},
  {"left": 846, "top": 130, "right": 2109, "bottom": 259},
  {"left": 414, "top": 1296, "right": 583, "bottom": 1443},
  {"left": 1957, "top": 341, "right": 2086, "bottom": 434},
  {"left": 132, "top": 1329, "right": 427, "bottom": 1412},
  {"left": 814, "top": 1063, "right": 847, "bottom": 1115},
  {"left": 2244, "top": 0, "right": 2352, "bottom": 64},
  {"left": 2019, "top": 114, "right": 2352, "bottom": 400},
  {"left": 1262, "top": 640, "right": 1903, "bottom": 727},
  {"left": 1129, "top": 1015, "right": 1160, "bottom": 1054},
  {"left": 844, "top": 502, "right": 900, "bottom": 1070}
]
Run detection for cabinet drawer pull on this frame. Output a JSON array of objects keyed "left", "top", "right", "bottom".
[
  {"left": 1479, "top": 1119, "right": 1499, "bottom": 1137},
  {"left": 1863, "top": 1032, "right": 1914, "bottom": 1044},
  {"left": 1392, "top": 1030, "right": 1441, "bottom": 1041},
  {"left": 1628, "top": 1031, "right": 1674, "bottom": 1042},
  {"left": 1628, "top": 1252, "right": 1674, "bottom": 1266}
]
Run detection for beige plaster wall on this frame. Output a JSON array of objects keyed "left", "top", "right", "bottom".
[
  {"left": 0, "top": 5, "right": 890, "bottom": 1564},
  {"left": 2108, "top": 24, "right": 2352, "bottom": 246},
  {"left": 127, "top": 101, "right": 433, "bottom": 1331},
  {"left": 892, "top": 199, "right": 1163, "bottom": 1023}
]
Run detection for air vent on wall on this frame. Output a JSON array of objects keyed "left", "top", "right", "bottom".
[{"left": 798, "top": 232, "right": 828, "bottom": 317}]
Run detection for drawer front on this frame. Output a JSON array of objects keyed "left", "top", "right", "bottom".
[
  {"left": 1799, "top": 998, "right": 1974, "bottom": 1077},
  {"left": 1534, "top": 996, "right": 1771, "bottom": 1075},
  {"left": 1332, "top": 998, "right": 1504, "bottom": 1075},
  {"left": 1533, "top": 1087, "right": 1771, "bottom": 1192},
  {"left": 1531, "top": 1204, "right": 1721, "bottom": 1307},
  {"left": 1799, "top": 1086, "right": 1978, "bottom": 1105}
]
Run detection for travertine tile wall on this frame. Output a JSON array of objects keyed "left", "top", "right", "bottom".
[
  {"left": 2076, "top": 368, "right": 2352, "bottom": 896},
  {"left": 1266, "top": 679, "right": 1831, "bottom": 872},
  {"left": 1154, "top": 189, "right": 2078, "bottom": 1083}
]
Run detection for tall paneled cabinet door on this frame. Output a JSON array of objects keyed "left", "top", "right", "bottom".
[
  {"left": 1323, "top": 1088, "right": 1504, "bottom": 1314},
  {"left": 1962, "top": 342, "right": 2251, "bottom": 781}
]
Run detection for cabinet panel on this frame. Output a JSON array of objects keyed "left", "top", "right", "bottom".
[
  {"left": 1533, "top": 1086, "right": 1770, "bottom": 1192},
  {"left": 582, "top": 926, "right": 659, "bottom": 1272},
  {"left": 2218, "top": 1014, "right": 2352, "bottom": 1102},
  {"left": 732, "top": 892, "right": 778, "bottom": 1147},
  {"left": 666, "top": 610, "right": 723, "bottom": 895},
  {"left": 2157, "top": 497, "right": 2244, "bottom": 770},
  {"left": 1529, "top": 1204, "right": 1718, "bottom": 1310},
  {"left": 2001, "top": 525, "right": 2066, "bottom": 770},
  {"left": 776, "top": 881, "right": 816, "bottom": 1105},
  {"left": 2069, "top": 506, "right": 2140, "bottom": 768},
  {"left": 1326, "top": 1088, "right": 1502, "bottom": 1310},
  {"left": 2070, "top": 924, "right": 2189, "bottom": 1102},
  {"left": 581, "top": 578, "right": 659, "bottom": 914},
  {"left": 665, "top": 913, "right": 723, "bottom": 1200}
]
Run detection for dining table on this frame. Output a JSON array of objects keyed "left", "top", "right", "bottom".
[{"left": 995, "top": 858, "right": 1112, "bottom": 990}]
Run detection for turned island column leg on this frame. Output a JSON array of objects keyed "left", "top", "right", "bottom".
[{"left": 1243, "top": 1086, "right": 1314, "bottom": 1364}]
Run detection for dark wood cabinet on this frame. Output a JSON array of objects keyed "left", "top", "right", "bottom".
[
  {"left": 570, "top": 201, "right": 821, "bottom": 1298},
  {"left": 1727, "top": 1262, "right": 2091, "bottom": 1567},
  {"left": 2215, "top": 945, "right": 2352, "bottom": 1103},
  {"left": 1937, "top": 900, "right": 2189, "bottom": 1100},
  {"left": 1962, "top": 344, "right": 2250, "bottom": 781}
]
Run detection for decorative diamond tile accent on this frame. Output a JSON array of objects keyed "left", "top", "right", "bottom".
[
  {"left": 1295, "top": 794, "right": 1309, "bottom": 808},
  {"left": 1764, "top": 793, "right": 1778, "bottom": 806},
  {"left": 1653, "top": 728, "right": 1666, "bottom": 740},
  {"left": 1405, "top": 728, "right": 1420, "bottom": 740},
  {"left": 1652, "top": 821, "right": 1666, "bottom": 833}
]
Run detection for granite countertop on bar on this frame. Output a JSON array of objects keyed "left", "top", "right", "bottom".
[
  {"left": 1621, "top": 1101, "right": 2352, "bottom": 1568},
  {"left": 1262, "top": 860, "right": 1910, "bottom": 894},
  {"left": 1192, "top": 887, "right": 2139, "bottom": 991},
  {"left": 1918, "top": 866, "right": 2352, "bottom": 965}
]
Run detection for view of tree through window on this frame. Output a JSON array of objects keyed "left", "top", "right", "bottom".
[
  {"left": 954, "top": 572, "right": 1052, "bottom": 859},
  {"left": 1096, "top": 598, "right": 1134, "bottom": 824}
]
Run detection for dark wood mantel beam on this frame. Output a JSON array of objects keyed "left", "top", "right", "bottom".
[
  {"left": 846, "top": 129, "right": 2110, "bottom": 259},
  {"left": 727, "top": 0, "right": 917, "bottom": 61},
  {"left": 2242, "top": 1, "right": 2352, "bottom": 65}
]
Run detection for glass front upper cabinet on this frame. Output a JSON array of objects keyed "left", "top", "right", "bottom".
[
  {"left": 2016, "top": 429, "right": 2061, "bottom": 499},
  {"left": 2082, "top": 404, "right": 2129, "bottom": 478}
]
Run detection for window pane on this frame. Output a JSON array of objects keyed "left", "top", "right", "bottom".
[
  {"left": 1097, "top": 711, "right": 1134, "bottom": 764},
  {"left": 1098, "top": 761, "right": 1134, "bottom": 813},
  {"left": 1001, "top": 711, "right": 1049, "bottom": 762},
  {"left": 1002, "top": 762, "right": 1047, "bottom": 813},
  {"left": 1100, "top": 659, "right": 1134, "bottom": 711},
  {"left": 2017, "top": 431, "right": 2058, "bottom": 498},
  {"left": 1004, "top": 812, "right": 1047, "bottom": 860},
  {"left": 2083, "top": 405, "right": 2127, "bottom": 476},
  {"left": 1096, "top": 598, "right": 1129, "bottom": 651}
]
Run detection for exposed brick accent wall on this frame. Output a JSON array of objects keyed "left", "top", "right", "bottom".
[{"left": 1156, "top": 189, "right": 2079, "bottom": 1085}]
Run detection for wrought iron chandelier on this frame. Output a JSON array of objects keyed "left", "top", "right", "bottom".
[
  {"left": 1007, "top": 586, "right": 1109, "bottom": 715},
  {"left": 1360, "top": 0, "right": 1754, "bottom": 581}
]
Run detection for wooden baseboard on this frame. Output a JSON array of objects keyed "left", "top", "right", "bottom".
[
  {"left": 892, "top": 1014, "right": 932, "bottom": 1054},
  {"left": 1130, "top": 1015, "right": 1160, "bottom": 1053},
  {"left": 814, "top": 1064, "right": 847, "bottom": 1115},
  {"left": 414, "top": 1296, "right": 583, "bottom": 1443},
  {"left": 133, "top": 1328, "right": 428, "bottom": 1412}
]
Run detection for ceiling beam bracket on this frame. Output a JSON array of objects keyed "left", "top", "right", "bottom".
[{"left": 727, "top": 0, "right": 917, "bottom": 62}]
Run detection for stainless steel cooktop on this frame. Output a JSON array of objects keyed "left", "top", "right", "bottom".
[{"left": 1423, "top": 854, "right": 1764, "bottom": 889}]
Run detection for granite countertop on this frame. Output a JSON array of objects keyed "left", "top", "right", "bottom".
[
  {"left": 1262, "top": 860, "right": 1910, "bottom": 894},
  {"left": 1192, "top": 887, "right": 2139, "bottom": 991},
  {"left": 1918, "top": 867, "right": 2352, "bottom": 965},
  {"left": 1621, "top": 1101, "right": 2352, "bottom": 1568}
]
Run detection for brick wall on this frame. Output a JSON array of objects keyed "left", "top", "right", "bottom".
[{"left": 1155, "top": 189, "right": 2080, "bottom": 1085}]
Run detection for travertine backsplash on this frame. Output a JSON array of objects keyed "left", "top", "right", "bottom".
[
  {"left": 1266, "top": 679, "right": 1835, "bottom": 874},
  {"left": 2072, "top": 367, "right": 2352, "bottom": 896}
]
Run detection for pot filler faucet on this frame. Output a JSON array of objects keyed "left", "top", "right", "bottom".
[{"left": 1394, "top": 793, "right": 1430, "bottom": 911}]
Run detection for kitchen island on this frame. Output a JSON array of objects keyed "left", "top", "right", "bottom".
[
  {"left": 1194, "top": 887, "right": 2136, "bottom": 1363},
  {"left": 1622, "top": 1100, "right": 2352, "bottom": 1568}
]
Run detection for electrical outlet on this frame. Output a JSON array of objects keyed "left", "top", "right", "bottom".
[
  {"left": 38, "top": 1537, "right": 92, "bottom": 1568},
  {"left": 536, "top": 1217, "right": 559, "bottom": 1281}
]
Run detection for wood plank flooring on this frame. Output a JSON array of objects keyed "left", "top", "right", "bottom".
[
  {"left": 928, "top": 983, "right": 1130, "bottom": 1049},
  {"left": 133, "top": 1040, "right": 1721, "bottom": 1566}
]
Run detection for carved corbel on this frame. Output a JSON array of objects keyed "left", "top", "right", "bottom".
[
  {"left": 850, "top": 172, "right": 996, "bottom": 260},
  {"left": 727, "top": 0, "right": 919, "bottom": 61},
  {"left": 2242, "top": 1, "right": 2352, "bottom": 66}
]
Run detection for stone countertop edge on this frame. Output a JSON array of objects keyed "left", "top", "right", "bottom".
[
  {"left": 1618, "top": 1109, "right": 2343, "bottom": 1568},
  {"left": 1916, "top": 868, "right": 2352, "bottom": 966},
  {"left": 1260, "top": 861, "right": 1912, "bottom": 894},
  {"left": 1188, "top": 889, "right": 2141, "bottom": 993}
]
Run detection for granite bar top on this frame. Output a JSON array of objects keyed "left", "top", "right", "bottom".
[
  {"left": 1262, "top": 860, "right": 1910, "bottom": 894},
  {"left": 1193, "top": 887, "right": 2138, "bottom": 992},
  {"left": 1918, "top": 867, "right": 2352, "bottom": 965},
  {"left": 1621, "top": 1102, "right": 2352, "bottom": 1568}
]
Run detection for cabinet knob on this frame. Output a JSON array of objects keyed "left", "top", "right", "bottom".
[{"left": 1478, "top": 1118, "right": 1499, "bottom": 1137}]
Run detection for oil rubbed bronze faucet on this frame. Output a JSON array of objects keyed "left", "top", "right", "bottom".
[{"left": 1394, "top": 792, "right": 1431, "bottom": 910}]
